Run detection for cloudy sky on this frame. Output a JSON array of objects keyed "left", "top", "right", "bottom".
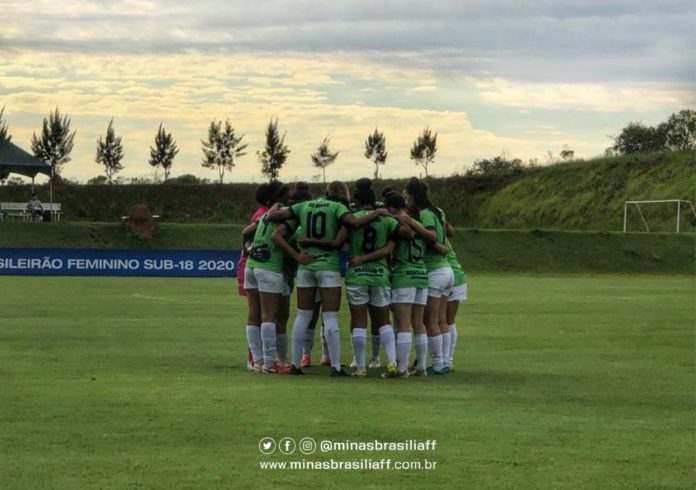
[{"left": 1, "top": 0, "right": 693, "bottom": 183}]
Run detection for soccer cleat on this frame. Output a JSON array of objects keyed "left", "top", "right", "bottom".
[
  {"left": 447, "top": 361, "right": 454, "bottom": 372},
  {"left": 349, "top": 356, "right": 358, "bottom": 368},
  {"left": 288, "top": 365, "right": 305, "bottom": 375},
  {"left": 301, "top": 355, "right": 312, "bottom": 368},
  {"left": 320, "top": 357, "right": 332, "bottom": 366},
  {"left": 381, "top": 362, "right": 397, "bottom": 378},
  {"left": 330, "top": 367, "right": 350, "bottom": 377},
  {"left": 396, "top": 369, "right": 409, "bottom": 378},
  {"left": 263, "top": 363, "right": 289, "bottom": 374},
  {"left": 368, "top": 358, "right": 381, "bottom": 369},
  {"left": 408, "top": 367, "right": 427, "bottom": 377},
  {"left": 426, "top": 366, "right": 449, "bottom": 376},
  {"left": 351, "top": 368, "right": 367, "bottom": 378}
]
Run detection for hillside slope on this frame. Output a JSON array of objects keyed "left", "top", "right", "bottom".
[{"left": 1, "top": 151, "right": 693, "bottom": 231}]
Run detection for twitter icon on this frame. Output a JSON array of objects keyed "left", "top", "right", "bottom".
[{"left": 258, "top": 437, "right": 276, "bottom": 455}]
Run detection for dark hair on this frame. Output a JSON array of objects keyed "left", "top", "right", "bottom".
[
  {"left": 380, "top": 187, "right": 394, "bottom": 199},
  {"left": 267, "top": 180, "right": 289, "bottom": 205},
  {"left": 404, "top": 177, "right": 444, "bottom": 224},
  {"left": 295, "top": 181, "right": 310, "bottom": 192},
  {"left": 254, "top": 183, "right": 271, "bottom": 206},
  {"left": 353, "top": 178, "right": 376, "bottom": 207},
  {"left": 326, "top": 181, "right": 350, "bottom": 202},
  {"left": 384, "top": 193, "right": 406, "bottom": 210}
]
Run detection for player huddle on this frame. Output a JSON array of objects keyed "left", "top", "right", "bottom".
[{"left": 238, "top": 177, "right": 467, "bottom": 378}]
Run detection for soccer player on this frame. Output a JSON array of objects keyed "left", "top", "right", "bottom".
[
  {"left": 444, "top": 237, "right": 467, "bottom": 370},
  {"left": 244, "top": 181, "right": 313, "bottom": 373},
  {"left": 384, "top": 192, "right": 429, "bottom": 377},
  {"left": 268, "top": 181, "right": 389, "bottom": 376},
  {"left": 239, "top": 183, "right": 271, "bottom": 371},
  {"left": 403, "top": 177, "right": 454, "bottom": 375}
]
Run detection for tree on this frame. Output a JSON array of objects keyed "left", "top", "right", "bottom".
[
  {"left": 560, "top": 145, "right": 575, "bottom": 161},
  {"left": 364, "top": 128, "right": 387, "bottom": 179},
  {"left": 0, "top": 106, "right": 11, "bottom": 142},
  {"left": 466, "top": 155, "right": 523, "bottom": 175},
  {"left": 201, "top": 119, "right": 248, "bottom": 183},
  {"left": 30, "top": 107, "right": 76, "bottom": 175},
  {"left": 611, "top": 121, "right": 666, "bottom": 155},
  {"left": 257, "top": 118, "right": 290, "bottom": 181},
  {"left": 87, "top": 175, "right": 108, "bottom": 185},
  {"left": 311, "top": 137, "right": 339, "bottom": 183},
  {"left": 410, "top": 127, "right": 438, "bottom": 177},
  {"left": 663, "top": 109, "right": 695, "bottom": 151},
  {"left": 95, "top": 119, "right": 124, "bottom": 184},
  {"left": 149, "top": 123, "right": 179, "bottom": 181}
]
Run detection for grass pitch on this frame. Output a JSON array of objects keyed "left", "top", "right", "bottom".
[{"left": 0, "top": 274, "right": 693, "bottom": 489}]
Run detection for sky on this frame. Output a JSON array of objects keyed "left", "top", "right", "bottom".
[{"left": 1, "top": 0, "right": 694, "bottom": 184}]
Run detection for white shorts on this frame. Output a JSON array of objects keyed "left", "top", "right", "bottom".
[
  {"left": 448, "top": 283, "right": 468, "bottom": 302},
  {"left": 346, "top": 285, "right": 391, "bottom": 307},
  {"left": 427, "top": 267, "right": 455, "bottom": 298},
  {"left": 296, "top": 269, "right": 342, "bottom": 289},
  {"left": 391, "top": 287, "right": 428, "bottom": 306},
  {"left": 245, "top": 268, "right": 286, "bottom": 294}
]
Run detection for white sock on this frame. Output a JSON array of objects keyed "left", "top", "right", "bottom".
[
  {"left": 321, "top": 324, "right": 329, "bottom": 359},
  {"left": 246, "top": 325, "right": 262, "bottom": 366},
  {"left": 449, "top": 324, "right": 457, "bottom": 362},
  {"left": 441, "top": 331, "right": 451, "bottom": 366},
  {"left": 291, "top": 309, "right": 314, "bottom": 368},
  {"left": 379, "top": 325, "right": 396, "bottom": 365},
  {"left": 415, "top": 334, "right": 428, "bottom": 370},
  {"left": 371, "top": 334, "right": 381, "bottom": 360},
  {"left": 396, "top": 332, "right": 412, "bottom": 373},
  {"left": 351, "top": 328, "right": 367, "bottom": 369},
  {"left": 428, "top": 334, "right": 443, "bottom": 369},
  {"left": 277, "top": 333, "right": 288, "bottom": 363},
  {"left": 260, "top": 322, "right": 277, "bottom": 368},
  {"left": 322, "top": 311, "right": 341, "bottom": 370},
  {"left": 303, "top": 327, "right": 315, "bottom": 356}
]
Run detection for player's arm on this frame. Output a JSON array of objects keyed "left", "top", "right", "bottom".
[
  {"left": 267, "top": 202, "right": 294, "bottom": 222},
  {"left": 406, "top": 216, "right": 438, "bottom": 245},
  {"left": 431, "top": 242, "right": 449, "bottom": 255},
  {"left": 350, "top": 240, "right": 396, "bottom": 266},
  {"left": 241, "top": 222, "right": 258, "bottom": 255},
  {"left": 446, "top": 222, "right": 455, "bottom": 237},
  {"left": 299, "top": 225, "right": 349, "bottom": 250},
  {"left": 341, "top": 208, "right": 390, "bottom": 229},
  {"left": 272, "top": 223, "right": 314, "bottom": 265}
]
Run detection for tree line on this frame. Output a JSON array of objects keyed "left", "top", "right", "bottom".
[
  {"left": 0, "top": 107, "right": 439, "bottom": 184},
  {"left": 1, "top": 107, "right": 692, "bottom": 183}
]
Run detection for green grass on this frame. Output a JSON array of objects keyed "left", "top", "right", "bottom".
[
  {"left": 1, "top": 221, "right": 694, "bottom": 275},
  {"left": 1, "top": 275, "right": 694, "bottom": 489},
  {"left": 4, "top": 151, "right": 694, "bottom": 231}
]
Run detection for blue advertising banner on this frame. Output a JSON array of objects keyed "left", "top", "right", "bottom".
[{"left": 0, "top": 248, "right": 241, "bottom": 278}]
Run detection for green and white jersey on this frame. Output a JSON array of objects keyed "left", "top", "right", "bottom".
[
  {"left": 289, "top": 197, "right": 351, "bottom": 272},
  {"left": 391, "top": 220, "right": 429, "bottom": 289},
  {"left": 247, "top": 213, "right": 298, "bottom": 274},
  {"left": 346, "top": 209, "right": 400, "bottom": 286},
  {"left": 420, "top": 208, "right": 449, "bottom": 271},
  {"left": 446, "top": 238, "right": 467, "bottom": 286}
]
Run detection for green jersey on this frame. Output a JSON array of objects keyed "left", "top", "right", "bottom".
[
  {"left": 391, "top": 220, "right": 429, "bottom": 289},
  {"left": 290, "top": 197, "right": 350, "bottom": 272},
  {"left": 446, "top": 239, "right": 467, "bottom": 286},
  {"left": 345, "top": 210, "right": 400, "bottom": 286},
  {"left": 247, "top": 213, "right": 298, "bottom": 273},
  {"left": 420, "top": 208, "right": 449, "bottom": 271}
]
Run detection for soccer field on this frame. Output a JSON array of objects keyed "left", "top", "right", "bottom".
[{"left": 1, "top": 274, "right": 693, "bottom": 489}]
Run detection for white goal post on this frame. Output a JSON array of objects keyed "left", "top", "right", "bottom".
[{"left": 623, "top": 199, "right": 696, "bottom": 233}]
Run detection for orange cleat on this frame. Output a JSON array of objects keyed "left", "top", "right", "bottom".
[
  {"left": 320, "top": 357, "right": 331, "bottom": 366},
  {"left": 301, "top": 355, "right": 312, "bottom": 368}
]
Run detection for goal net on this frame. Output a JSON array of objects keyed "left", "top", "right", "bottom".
[{"left": 623, "top": 200, "right": 696, "bottom": 233}]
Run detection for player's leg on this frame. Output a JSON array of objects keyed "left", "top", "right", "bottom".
[
  {"left": 276, "top": 288, "right": 291, "bottom": 367},
  {"left": 347, "top": 286, "right": 369, "bottom": 377},
  {"left": 446, "top": 298, "right": 460, "bottom": 369},
  {"left": 368, "top": 309, "right": 382, "bottom": 368},
  {"left": 257, "top": 270, "right": 287, "bottom": 374},
  {"left": 410, "top": 297, "right": 428, "bottom": 375},
  {"left": 319, "top": 271, "right": 347, "bottom": 376},
  {"left": 244, "top": 267, "right": 263, "bottom": 371},
  {"left": 392, "top": 288, "right": 414, "bottom": 376},
  {"left": 371, "top": 287, "right": 396, "bottom": 378},
  {"left": 289, "top": 270, "right": 318, "bottom": 374}
]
